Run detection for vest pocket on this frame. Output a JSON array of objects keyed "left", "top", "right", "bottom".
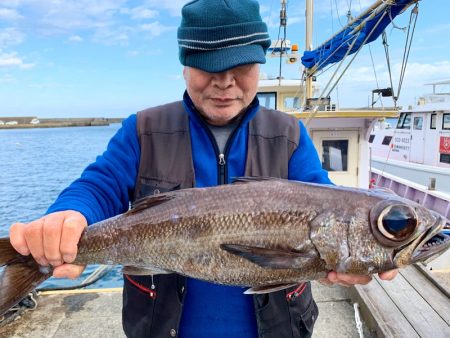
[
  {"left": 122, "top": 275, "right": 156, "bottom": 337},
  {"left": 297, "top": 298, "right": 318, "bottom": 337},
  {"left": 288, "top": 283, "right": 318, "bottom": 337}
]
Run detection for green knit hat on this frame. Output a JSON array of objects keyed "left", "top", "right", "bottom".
[{"left": 178, "top": 0, "right": 271, "bottom": 73}]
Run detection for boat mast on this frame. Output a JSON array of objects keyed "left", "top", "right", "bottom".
[{"left": 305, "top": 0, "right": 313, "bottom": 101}]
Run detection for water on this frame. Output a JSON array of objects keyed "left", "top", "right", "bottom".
[{"left": 0, "top": 124, "right": 124, "bottom": 288}]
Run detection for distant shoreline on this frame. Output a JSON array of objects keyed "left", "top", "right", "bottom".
[{"left": 0, "top": 117, "right": 124, "bottom": 130}]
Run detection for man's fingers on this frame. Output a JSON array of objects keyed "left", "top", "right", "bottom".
[
  {"left": 326, "top": 271, "right": 372, "bottom": 287},
  {"left": 379, "top": 269, "right": 398, "bottom": 281},
  {"left": 23, "top": 219, "right": 48, "bottom": 266},
  {"left": 335, "top": 272, "right": 372, "bottom": 285},
  {"left": 9, "top": 222, "right": 30, "bottom": 256},
  {"left": 43, "top": 214, "right": 65, "bottom": 266},
  {"left": 53, "top": 264, "right": 86, "bottom": 279},
  {"left": 60, "top": 213, "right": 87, "bottom": 263}
]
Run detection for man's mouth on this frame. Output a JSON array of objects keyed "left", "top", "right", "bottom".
[{"left": 211, "top": 97, "right": 235, "bottom": 102}]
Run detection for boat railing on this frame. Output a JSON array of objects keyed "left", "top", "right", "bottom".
[
  {"left": 419, "top": 93, "right": 450, "bottom": 104},
  {"left": 371, "top": 167, "right": 450, "bottom": 220}
]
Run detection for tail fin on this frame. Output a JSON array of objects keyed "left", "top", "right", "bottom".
[{"left": 0, "top": 237, "right": 51, "bottom": 316}]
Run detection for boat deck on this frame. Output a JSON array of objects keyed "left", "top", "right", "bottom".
[
  {"left": 350, "top": 264, "right": 450, "bottom": 338},
  {"left": 0, "top": 282, "right": 375, "bottom": 338}
]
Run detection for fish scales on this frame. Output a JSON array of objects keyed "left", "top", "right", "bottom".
[{"left": 75, "top": 180, "right": 325, "bottom": 286}]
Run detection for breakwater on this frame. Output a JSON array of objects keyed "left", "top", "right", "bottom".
[{"left": 0, "top": 116, "right": 123, "bottom": 129}]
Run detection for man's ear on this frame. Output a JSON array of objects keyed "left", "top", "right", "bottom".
[{"left": 183, "top": 67, "right": 188, "bottom": 81}]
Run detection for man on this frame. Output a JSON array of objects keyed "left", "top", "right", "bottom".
[{"left": 9, "top": 1, "right": 397, "bottom": 337}]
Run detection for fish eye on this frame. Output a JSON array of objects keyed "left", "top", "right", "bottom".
[{"left": 378, "top": 205, "right": 418, "bottom": 241}]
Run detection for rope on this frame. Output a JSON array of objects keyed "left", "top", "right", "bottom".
[
  {"left": 382, "top": 31, "right": 396, "bottom": 106},
  {"left": 396, "top": 3, "right": 419, "bottom": 101},
  {"left": 305, "top": 9, "right": 389, "bottom": 125},
  {"left": 354, "top": 302, "right": 364, "bottom": 338},
  {"left": 0, "top": 292, "right": 38, "bottom": 327},
  {"left": 36, "top": 265, "right": 113, "bottom": 292},
  {"left": 368, "top": 41, "right": 384, "bottom": 108}
]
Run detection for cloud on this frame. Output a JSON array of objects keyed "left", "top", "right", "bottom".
[
  {"left": 0, "top": 28, "right": 24, "bottom": 48},
  {"left": 424, "top": 23, "right": 450, "bottom": 34},
  {"left": 340, "top": 61, "right": 450, "bottom": 86},
  {"left": 0, "top": 51, "right": 34, "bottom": 69},
  {"left": 121, "top": 6, "right": 159, "bottom": 20},
  {"left": 142, "top": 0, "right": 189, "bottom": 16},
  {"left": 68, "top": 35, "right": 83, "bottom": 42},
  {"left": 0, "top": 1, "right": 22, "bottom": 9},
  {"left": 0, "top": 1, "right": 180, "bottom": 46},
  {"left": 126, "top": 50, "right": 139, "bottom": 57},
  {"left": 0, "top": 74, "right": 15, "bottom": 83},
  {"left": 140, "top": 21, "right": 175, "bottom": 37},
  {"left": 0, "top": 7, "right": 23, "bottom": 20},
  {"left": 93, "top": 26, "right": 131, "bottom": 45},
  {"left": 315, "top": 0, "right": 374, "bottom": 14}
]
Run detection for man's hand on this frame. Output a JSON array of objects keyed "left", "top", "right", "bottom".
[
  {"left": 9, "top": 210, "right": 87, "bottom": 279},
  {"left": 319, "top": 269, "right": 398, "bottom": 287}
]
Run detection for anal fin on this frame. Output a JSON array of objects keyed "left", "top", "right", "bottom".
[
  {"left": 244, "top": 283, "right": 298, "bottom": 294},
  {"left": 122, "top": 266, "right": 172, "bottom": 276}
]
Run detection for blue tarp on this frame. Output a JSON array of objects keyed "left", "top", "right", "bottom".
[{"left": 301, "top": 0, "right": 415, "bottom": 71}]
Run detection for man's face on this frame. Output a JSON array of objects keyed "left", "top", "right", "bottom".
[{"left": 183, "top": 64, "right": 260, "bottom": 126}]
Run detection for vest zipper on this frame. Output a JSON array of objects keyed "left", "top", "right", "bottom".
[
  {"left": 218, "top": 153, "right": 226, "bottom": 185},
  {"left": 193, "top": 114, "right": 242, "bottom": 186}
]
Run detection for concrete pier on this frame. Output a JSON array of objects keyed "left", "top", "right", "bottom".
[{"left": 0, "top": 282, "right": 373, "bottom": 338}]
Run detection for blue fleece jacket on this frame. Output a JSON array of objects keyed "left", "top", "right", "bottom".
[{"left": 47, "top": 93, "right": 331, "bottom": 338}]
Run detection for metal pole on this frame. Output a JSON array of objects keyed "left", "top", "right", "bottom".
[{"left": 305, "top": 0, "right": 314, "bottom": 101}]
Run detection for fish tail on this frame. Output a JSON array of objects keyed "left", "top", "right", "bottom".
[{"left": 0, "top": 237, "right": 51, "bottom": 316}]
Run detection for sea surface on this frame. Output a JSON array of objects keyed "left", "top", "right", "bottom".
[{"left": 0, "top": 124, "right": 124, "bottom": 288}]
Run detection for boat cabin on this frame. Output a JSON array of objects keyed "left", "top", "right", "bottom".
[
  {"left": 370, "top": 92, "right": 450, "bottom": 168},
  {"left": 257, "top": 79, "right": 398, "bottom": 188}
]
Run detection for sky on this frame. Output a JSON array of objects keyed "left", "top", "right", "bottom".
[{"left": 1, "top": 0, "right": 449, "bottom": 118}]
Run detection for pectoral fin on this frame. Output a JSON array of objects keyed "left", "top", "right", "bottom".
[
  {"left": 220, "top": 244, "right": 313, "bottom": 269},
  {"left": 122, "top": 266, "right": 172, "bottom": 276}
]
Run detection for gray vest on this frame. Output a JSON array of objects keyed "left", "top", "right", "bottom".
[{"left": 122, "top": 101, "right": 318, "bottom": 338}]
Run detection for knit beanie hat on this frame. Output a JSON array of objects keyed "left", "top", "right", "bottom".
[{"left": 178, "top": 0, "right": 271, "bottom": 73}]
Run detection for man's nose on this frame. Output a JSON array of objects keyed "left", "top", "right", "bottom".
[{"left": 212, "top": 70, "right": 235, "bottom": 89}]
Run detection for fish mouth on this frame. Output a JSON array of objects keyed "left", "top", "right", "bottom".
[{"left": 410, "top": 218, "right": 450, "bottom": 263}]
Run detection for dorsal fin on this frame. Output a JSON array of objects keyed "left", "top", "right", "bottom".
[
  {"left": 126, "top": 194, "right": 175, "bottom": 216},
  {"left": 232, "top": 177, "right": 280, "bottom": 184}
]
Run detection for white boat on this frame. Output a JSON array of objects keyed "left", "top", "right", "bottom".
[{"left": 370, "top": 80, "right": 450, "bottom": 194}]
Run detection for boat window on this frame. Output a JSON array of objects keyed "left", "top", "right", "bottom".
[
  {"left": 257, "top": 92, "right": 277, "bottom": 110},
  {"left": 396, "top": 113, "right": 405, "bottom": 128},
  {"left": 430, "top": 113, "right": 437, "bottom": 129},
  {"left": 396, "top": 113, "right": 411, "bottom": 129},
  {"left": 283, "top": 96, "right": 301, "bottom": 110},
  {"left": 369, "top": 134, "right": 375, "bottom": 143},
  {"left": 443, "top": 114, "right": 450, "bottom": 130},
  {"left": 321, "top": 140, "right": 348, "bottom": 172},
  {"left": 440, "top": 154, "right": 450, "bottom": 164},
  {"left": 382, "top": 136, "right": 392, "bottom": 146},
  {"left": 413, "top": 117, "right": 423, "bottom": 130}
]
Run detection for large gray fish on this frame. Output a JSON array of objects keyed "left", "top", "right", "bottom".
[{"left": 1, "top": 178, "right": 449, "bottom": 315}]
